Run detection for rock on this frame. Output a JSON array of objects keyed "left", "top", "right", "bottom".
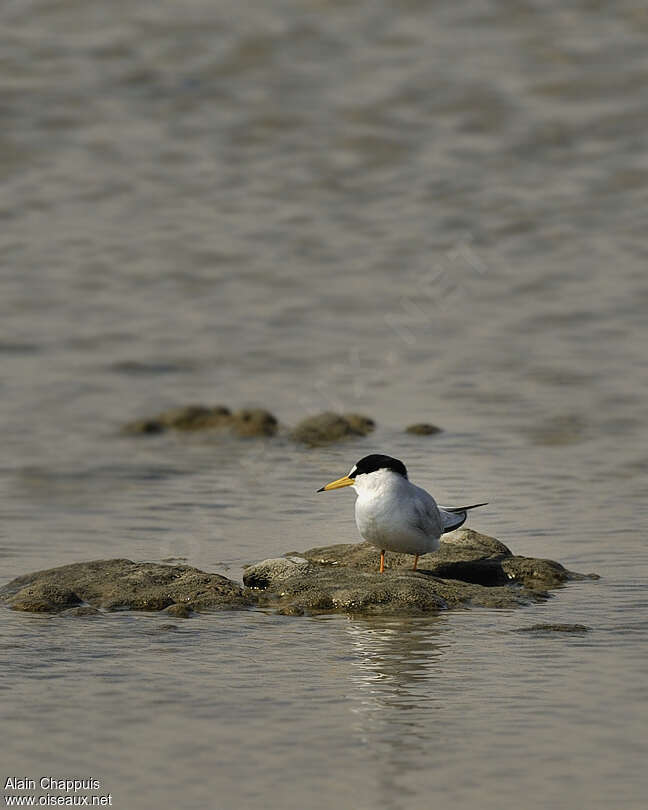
[
  {"left": 165, "top": 603, "right": 193, "bottom": 619},
  {"left": 122, "top": 419, "right": 166, "bottom": 435},
  {"left": 292, "top": 412, "right": 375, "bottom": 445},
  {"left": 244, "top": 557, "right": 535, "bottom": 613},
  {"left": 122, "top": 404, "right": 278, "bottom": 437},
  {"left": 302, "top": 529, "right": 508, "bottom": 577},
  {"left": 500, "top": 556, "right": 588, "bottom": 590},
  {"left": 1, "top": 533, "right": 598, "bottom": 618},
  {"left": 0, "top": 559, "right": 254, "bottom": 614},
  {"left": 243, "top": 558, "right": 310, "bottom": 590},
  {"left": 122, "top": 404, "right": 229, "bottom": 434},
  {"left": 243, "top": 529, "right": 598, "bottom": 615},
  {"left": 277, "top": 605, "right": 306, "bottom": 616},
  {"left": 230, "top": 408, "right": 278, "bottom": 437},
  {"left": 299, "top": 530, "right": 595, "bottom": 589},
  {"left": 157, "top": 404, "right": 232, "bottom": 430},
  {"left": 61, "top": 606, "right": 102, "bottom": 617},
  {"left": 2, "top": 583, "right": 83, "bottom": 613},
  {"left": 405, "top": 423, "right": 442, "bottom": 435},
  {"left": 512, "top": 623, "right": 591, "bottom": 633},
  {"left": 342, "top": 413, "right": 375, "bottom": 435}
]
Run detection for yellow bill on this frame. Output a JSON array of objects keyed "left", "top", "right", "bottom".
[{"left": 317, "top": 475, "right": 354, "bottom": 492}]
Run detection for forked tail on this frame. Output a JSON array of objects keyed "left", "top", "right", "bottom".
[{"left": 440, "top": 502, "right": 488, "bottom": 533}]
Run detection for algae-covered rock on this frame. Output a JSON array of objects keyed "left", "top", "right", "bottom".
[
  {"left": 4, "top": 584, "right": 83, "bottom": 613},
  {"left": 230, "top": 408, "right": 278, "bottom": 437},
  {"left": 342, "top": 413, "right": 375, "bottom": 435},
  {"left": 122, "top": 418, "right": 166, "bottom": 435},
  {"left": 165, "top": 603, "right": 194, "bottom": 619},
  {"left": 512, "top": 623, "right": 591, "bottom": 633},
  {"left": 292, "top": 412, "right": 375, "bottom": 446},
  {"left": 61, "top": 606, "right": 102, "bottom": 617},
  {"left": 122, "top": 404, "right": 278, "bottom": 437},
  {"left": 243, "top": 529, "right": 598, "bottom": 615},
  {"left": 157, "top": 404, "right": 232, "bottom": 430},
  {"left": 299, "top": 530, "right": 596, "bottom": 589},
  {"left": 302, "top": 529, "right": 509, "bottom": 581},
  {"left": 1, "top": 533, "right": 598, "bottom": 618},
  {"left": 244, "top": 557, "right": 540, "bottom": 613},
  {"left": 405, "top": 423, "right": 442, "bottom": 435},
  {"left": 0, "top": 559, "right": 254, "bottom": 614}
]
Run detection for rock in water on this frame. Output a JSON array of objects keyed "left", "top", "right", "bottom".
[
  {"left": 0, "top": 559, "right": 254, "bottom": 614},
  {"left": 244, "top": 529, "right": 599, "bottom": 615},
  {"left": 122, "top": 404, "right": 278, "bottom": 437},
  {"left": 405, "top": 423, "right": 442, "bottom": 435},
  {"left": 230, "top": 408, "right": 278, "bottom": 437},
  {"left": 292, "top": 412, "right": 375, "bottom": 445},
  {"left": 0, "top": 531, "right": 599, "bottom": 617}
]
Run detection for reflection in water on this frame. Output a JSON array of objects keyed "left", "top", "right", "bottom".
[{"left": 344, "top": 615, "right": 449, "bottom": 801}]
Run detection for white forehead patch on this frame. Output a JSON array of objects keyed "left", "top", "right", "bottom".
[{"left": 348, "top": 465, "right": 357, "bottom": 477}]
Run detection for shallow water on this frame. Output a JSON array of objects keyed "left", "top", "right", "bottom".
[{"left": 1, "top": 1, "right": 647, "bottom": 808}]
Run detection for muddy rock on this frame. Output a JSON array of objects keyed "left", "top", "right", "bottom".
[
  {"left": 299, "top": 529, "right": 597, "bottom": 589},
  {"left": 0, "top": 559, "right": 255, "bottom": 614},
  {"left": 512, "top": 623, "right": 591, "bottom": 633},
  {"left": 245, "top": 557, "right": 540, "bottom": 613},
  {"left": 230, "top": 408, "right": 278, "bottom": 437},
  {"left": 122, "top": 404, "right": 278, "bottom": 437},
  {"left": 292, "top": 412, "right": 375, "bottom": 445},
  {"left": 405, "top": 423, "right": 442, "bottom": 435},
  {"left": 122, "top": 404, "right": 230, "bottom": 434},
  {"left": 165, "top": 603, "right": 194, "bottom": 619},
  {"left": 159, "top": 404, "right": 232, "bottom": 430},
  {"left": 243, "top": 529, "right": 598, "bottom": 615},
  {"left": 61, "top": 606, "right": 102, "bottom": 617},
  {"left": 122, "top": 418, "right": 166, "bottom": 435},
  {"left": 342, "top": 413, "right": 375, "bottom": 435},
  {"left": 2, "top": 533, "right": 599, "bottom": 618}
]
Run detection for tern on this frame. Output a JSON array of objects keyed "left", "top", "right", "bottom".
[{"left": 318, "top": 454, "right": 487, "bottom": 573}]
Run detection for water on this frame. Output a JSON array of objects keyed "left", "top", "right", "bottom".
[{"left": 1, "top": 1, "right": 647, "bottom": 808}]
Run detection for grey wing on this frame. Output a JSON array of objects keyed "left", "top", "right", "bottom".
[{"left": 408, "top": 487, "right": 443, "bottom": 537}]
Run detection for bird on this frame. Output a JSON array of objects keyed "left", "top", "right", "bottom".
[{"left": 317, "top": 453, "right": 487, "bottom": 573}]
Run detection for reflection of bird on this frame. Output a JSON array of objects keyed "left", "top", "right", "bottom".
[{"left": 318, "top": 454, "right": 487, "bottom": 573}]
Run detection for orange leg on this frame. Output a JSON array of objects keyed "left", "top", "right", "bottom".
[
  {"left": 379, "top": 550, "right": 385, "bottom": 573},
  {"left": 412, "top": 554, "right": 419, "bottom": 571}
]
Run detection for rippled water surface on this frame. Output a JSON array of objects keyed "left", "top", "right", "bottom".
[{"left": 1, "top": 2, "right": 647, "bottom": 808}]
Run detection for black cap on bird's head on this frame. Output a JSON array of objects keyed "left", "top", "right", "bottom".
[
  {"left": 318, "top": 454, "right": 408, "bottom": 491},
  {"left": 349, "top": 454, "right": 408, "bottom": 479}
]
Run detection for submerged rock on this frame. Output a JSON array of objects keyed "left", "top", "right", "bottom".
[
  {"left": 61, "top": 606, "right": 102, "bottom": 617},
  {"left": 0, "top": 559, "right": 254, "bottom": 614},
  {"left": 165, "top": 603, "right": 194, "bottom": 619},
  {"left": 512, "top": 623, "right": 591, "bottom": 633},
  {"left": 122, "top": 418, "right": 166, "bottom": 435},
  {"left": 244, "top": 529, "right": 598, "bottom": 615},
  {"left": 292, "top": 412, "right": 375, "bottom": 445},
  {"left": 157, "top": 404, "right": 232, "bottom": 430},
  {"left": 123, "top": 405, "right": 372, "bottom": 443},
  {"left": 405, "top": 423, "right": 442, "bottom": 435},
  {"left": 230, "top": 408, "right": 278, "bottom": 437},
  {"left": 342, "top": 413, "right": 376, "bottom": 435},
  {"left": 122, "top": 404, "right": 277, "bottom": 437}
]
